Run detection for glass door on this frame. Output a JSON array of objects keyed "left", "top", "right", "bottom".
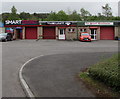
[
  {"left": 90, "top": 29, "right": 97, "bottom": 40},
  {"left": 59, "top": 29, "right": 65, "bottom": 40}
]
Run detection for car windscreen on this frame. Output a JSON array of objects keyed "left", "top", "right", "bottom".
[
  {"left": 0, "top": 33, "right": 7, "bottom": 36},
  {"left": 81, "top": 33, "right": 89, "bottom": 36}
]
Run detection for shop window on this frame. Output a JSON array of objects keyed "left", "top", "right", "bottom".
[
  {"left": 60, "top": 29, "right": 64, "bottom": 35},
  {"left": 72, "top": 29, "right": 75, "bottom": 32},
  {"left": 80, "top": 29, "right": 87, "bottom": 32},
  {"left": 68, "top": 28, "right": 75, "bottom": 32},
  {"left": 68, "top": 29, "right": 71, "bottom": 32}
]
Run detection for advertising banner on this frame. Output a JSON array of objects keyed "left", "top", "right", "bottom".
[
  {"left": 85, "top": 22, "right": 114, "bottom": 26},
  {"left": 5, "top": 20, "right": 39, "bottom": 25}
]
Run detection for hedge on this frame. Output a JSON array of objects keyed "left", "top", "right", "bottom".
[{"left": 88, "top": 53, "right": 120, "bottom": 91}]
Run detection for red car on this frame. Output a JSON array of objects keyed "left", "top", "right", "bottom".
[{"left": 79, "top": 32, "right": 91, "bottom": 42}]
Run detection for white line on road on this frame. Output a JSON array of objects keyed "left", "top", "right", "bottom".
[{"left": 19, "top": 55, "right": 44, "bottom": 99}]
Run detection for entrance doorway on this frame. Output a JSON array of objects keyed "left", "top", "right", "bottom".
[
  {"left": 90, "top": 29, "right": 97, "bottom": 40},
  {"left": 25, "top": 27, "right": 37, "bottom": 39},
  {"left": 43, "top": 27, "right": 56, "bottom": 39},
  {"left": 16, "top": 29, "right": 22, "bottom": 39},
  {"left": 59, "top": 29, "right": 65, "bottom": 40},
  {"left": 100, "top": 27, "right": 114, "bottom": 40}
]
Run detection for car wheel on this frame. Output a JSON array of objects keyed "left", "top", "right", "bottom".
[
  {"left": 10, "top": 38, "right": 13, "bottom": 41},
  {"left": 4, "top": 39, "right": 7, "bottom": 42}
]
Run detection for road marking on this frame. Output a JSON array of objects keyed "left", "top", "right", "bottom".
[{"left": 19, "top": 55, "right": 44, "bottom": 99}]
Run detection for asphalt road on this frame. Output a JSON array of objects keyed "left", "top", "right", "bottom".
[
  {"left": 22, "top": 52, "right": 115, "bottom": 97},
  {"left": 2, "top": 40, "right": 118, "bottom": 97}
]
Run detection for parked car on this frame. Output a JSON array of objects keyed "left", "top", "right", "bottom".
[
  {"left": 0, "top": 33, "right": 13, "bottom": 42},
  {"left": 79, "top": 32, "right": 91, "bottom": 42}
]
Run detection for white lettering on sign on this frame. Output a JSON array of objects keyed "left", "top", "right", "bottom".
[
  {"left": 46, "top": 22, "right": 71, "bottom": 25},
  {"left": 47, "top": 22, "right": 64, "bottom": 25},
  {"left": 65, "top": 22, "right": 71, "bottom": 25},
  {"left": 85, "top": 22, "right": 114, "bottom": 25},
  {"left": 5, "top": 20, "right": 22, "bottom": 25},
  {"left": 39, "top": 21, "right": 72, "bottom": 25}
]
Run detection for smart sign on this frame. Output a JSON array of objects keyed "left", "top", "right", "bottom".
[
  {"left": 5, "top": 20, "right": 39, "bottom": 25},
  {"left": 5, "top": 20, "right": 22, "bottom": 25}
]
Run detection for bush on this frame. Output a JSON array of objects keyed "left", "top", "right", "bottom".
[{"left": 88, "top": 53, "right": 120, "bottom": 91}]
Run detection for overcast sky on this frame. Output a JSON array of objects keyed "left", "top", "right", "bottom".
[{"left": 1, "top": 0, "right": 120, "bottom": 16}]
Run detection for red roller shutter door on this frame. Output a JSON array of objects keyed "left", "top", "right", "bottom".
[
  {"left": 43, "top": 27, "right": 56, "bottom": 39},
  {"left": 25, "top": 27, "right": 37, "bottom": 39},
  {"left": 100, "top": 27, "right": 114, "bottom": 40}
]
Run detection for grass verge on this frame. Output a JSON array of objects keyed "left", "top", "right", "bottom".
[{"left": 79, "top": 53, "right": 120, "bottom": 97}]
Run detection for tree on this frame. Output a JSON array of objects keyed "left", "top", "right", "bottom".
[
  {"left": 102, "top": 4, "right": 112, "bottom": 17},
  {"left": 7, "top": 6, "right": 20, "bottom": 20},
  {"left": 80, "top": 8, "right": 90, "bottom": 17},
  {"left": 68, "top": 10, "right": 81, "bottom": 21},
  {"left": 47, "top": 11, "right": 58, "bottom": 21},
  {"left": 57, "top": 10, "right": 68, "bottom": 21},
  {"left": 1, "top": 13, "right": 11, "bottom": 22},
  {"left": 11, "top": 6, "right": 17, "bottom": 14},
  {"left": 28, "top": 15, "right": 39, "bottom": 20},
  {"left": 2, "top": 5, "right": 119, "bottom": 22},
  {"left": 80, "top": 8, "right": 91, "bottom": 21},
  {"left": 98, "top": 13, "right": 102, "bottom": 17},
  {"left": 19, "top": 12, "right": 31, "bottom": 20},
  {"left": 33, "top": 13, "right": 49, "bottom": 20},
  {"left": 47, "top": 10, "right": 69, "bottom": 21}
]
